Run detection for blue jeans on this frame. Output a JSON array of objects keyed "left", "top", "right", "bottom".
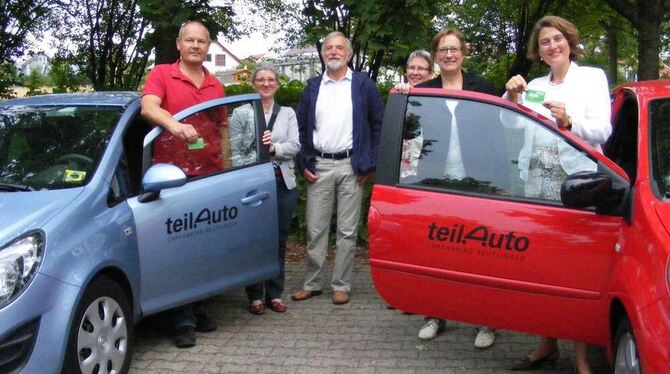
[{"left": 245, "top": 176, "right": 298, "bottom": 301}]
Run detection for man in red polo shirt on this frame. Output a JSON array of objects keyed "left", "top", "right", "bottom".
[
  {"left": 140, "top": 20, "right": 224, "bottom": 348},
  {"left": 141, "top": 20, "right": 226, "bottom": 177}
]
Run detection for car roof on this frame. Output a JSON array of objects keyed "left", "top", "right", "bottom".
[
  {"left": 615, "top": 80, "right": 670, "bottom": 100},
  {"left": 0, "top": 91, "right": 141, "bottom": 107}
]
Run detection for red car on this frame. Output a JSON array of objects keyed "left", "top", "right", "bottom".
[{"left": 368, "top": 81, "right": 670, "bottom": 373}]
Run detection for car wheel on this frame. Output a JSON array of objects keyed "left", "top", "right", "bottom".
[
  {"left": 614, "top": 317, "right": 641, "bottom": 374},
  {"left": 62, "top": 276, "right": 132, "bottom": 374}
]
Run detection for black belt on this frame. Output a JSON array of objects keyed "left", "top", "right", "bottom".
[{"left": 318, "top": 149, "right": 352, "bottom": 160}]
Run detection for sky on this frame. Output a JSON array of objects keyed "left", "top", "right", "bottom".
[
  {"left": 224, "top": 31, "right": 282, "bottom": 60},
  {"left": 216, "top": 0, "right": 286, "bottom": 60}
]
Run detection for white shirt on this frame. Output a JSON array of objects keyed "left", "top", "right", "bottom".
[
  {"left": 313, "top": 68, "right": 353, "bottom": 153},
  {"left": 444, "top": 100, "right": 466, "bottom": 179}
]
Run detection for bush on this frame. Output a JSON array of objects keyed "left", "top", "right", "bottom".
[
  {"left": 50, "top": 56, "right": 88, "bottom": 93},
  {"left": 225, "top": 80, "right": 306, "bottom": 110},
  {"left": 25, "top": 69, "right": 48, "bottom": 97}
]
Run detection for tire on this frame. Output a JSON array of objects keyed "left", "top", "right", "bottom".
[
  {"left": 62, "top": 276, "right": 132, "bottom": 374},
  {"left": 613, "top": 317, "right": 641, "bottom": 374}
]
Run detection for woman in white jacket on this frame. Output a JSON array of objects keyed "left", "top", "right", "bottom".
[{"left": 504, "top": 16, "right": 611, "bottom": 374}]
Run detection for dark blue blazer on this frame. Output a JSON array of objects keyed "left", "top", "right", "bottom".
[{"left": 297, "top": 71, "right": 384, "bottom": 175}]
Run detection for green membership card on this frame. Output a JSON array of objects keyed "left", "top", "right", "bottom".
[
  {"left": 188, "top": 138, "right": 205, "bottom": 150},
  {"left": 525, "top": 89, "right": 545, "bottom": 103}
]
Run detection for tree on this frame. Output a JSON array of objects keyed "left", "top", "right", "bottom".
[
  {"left": 438, "top": 0, "right": 561, "bottom": 81},
  {"left": 0, "top": 0, "right": 56, "bottom": 61},
  {"left": 433, "top": 0, "right": 562, "bottom": 89},
  {"left": 50, "top": 54, "right": 89, "bottom": 93},
  {"left": 256, "top": 0, "right": 439, "bottom": 80},
  {"left": 563, "top": 2, "right": 637, "bottom": 85},
  {"left": 57, "top": 0, "right": 152, "bottom": 90},
  {"left": 0, "top": 0, "right": 57, "bottom": 98},
  {"left": 24, "top": 68, "right": 48, "bottom": 96},
  {"left": 605, "top": 0, "right": 670, "bottom": 80},
  {"left": 437, "top": 0, "right": 639, "bottom": 89},
  {"left": 139, "top": 0, "right": 243, "bottom": 65},
  {"left": 0, "top": 62, "right": 18, "bottom": 99}
]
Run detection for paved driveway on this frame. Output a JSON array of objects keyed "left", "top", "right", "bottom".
[{"left": 131, "top": 246, "right": 609, "bottom": 373}]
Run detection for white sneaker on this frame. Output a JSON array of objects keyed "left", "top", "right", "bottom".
[
  {"left": 474, "top": 327, "right": 496, "bottom": 349},
  {"left": 418, "top": 318, "right": 443, "bottom": 341}
]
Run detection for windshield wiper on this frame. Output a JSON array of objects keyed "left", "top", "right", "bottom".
[{"left": 0, "top": 183, "right": 35, "bottom": 192}]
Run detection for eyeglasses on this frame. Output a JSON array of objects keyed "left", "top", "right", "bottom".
[
  {"left": 437, "top": 47, "right": 462, "bottom": 55},
  {"left": 254, "top": 78, "right": 276, "bottom": 84},
  {"left": 407, "top": 66, "right": 430, "bottom": 72}
]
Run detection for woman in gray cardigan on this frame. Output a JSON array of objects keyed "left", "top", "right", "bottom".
[{"left": 231, "top": 63, "right": 300, "bottom": 314}]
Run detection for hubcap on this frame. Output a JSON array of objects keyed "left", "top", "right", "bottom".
[
  {"left": 615, "top": 331, "right": 640, "bottom": 374},
  {"left": 77, "top": 296, "right": 128, "bottom": 374}
]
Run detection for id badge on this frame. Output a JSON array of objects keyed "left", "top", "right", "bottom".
[
  {"left": 525, "top": 89, "right": 545, "bottom": 103},
  {"left": 187, "top": 138, "right": 205, "bottom": 150}
]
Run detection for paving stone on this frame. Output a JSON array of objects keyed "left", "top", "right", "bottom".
[{"left": 131, "top": 247, "right": 609, "bottom": 374}]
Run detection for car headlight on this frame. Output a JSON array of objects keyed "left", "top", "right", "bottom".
[{"left": 0, "top": 231, "right": 44, "bottom": 309}]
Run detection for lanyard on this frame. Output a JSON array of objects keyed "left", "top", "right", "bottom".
[{"left": 266, "top": 103, "right": 280, "bottom": 131}]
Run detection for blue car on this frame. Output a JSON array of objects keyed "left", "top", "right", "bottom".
[{"left": 0, "top": 92, "right": 279, "bottom": 373}]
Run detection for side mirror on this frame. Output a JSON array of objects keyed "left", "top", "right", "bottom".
[
  {"left": 138, "top": 163, "right": 187, "bottom": 203},
  {"left": 560, "top": 171, "right": 625, "bottom": 209}
]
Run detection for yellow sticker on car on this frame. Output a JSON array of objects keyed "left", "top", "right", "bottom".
[{"left": 64, "top": 169, "right": 87, "bottom": 183}]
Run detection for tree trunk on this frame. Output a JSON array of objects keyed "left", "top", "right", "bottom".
[
  {"left": 605, "top": 0, "right": 665, "bottom": 81},
  {"left": 636, "top": 0, "right": 662, "bottom": 80},
  {"left": 154, "top": 25, "right": 180, "bottom": 65},
  {"left": 603, "top": 20, "right": 618, "bottom": 84},
  {"left": 505, "top": 0, "right": 558, "bottom": 79}
]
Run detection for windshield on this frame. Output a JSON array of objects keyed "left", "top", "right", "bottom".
[
  {"left": 650, "top": 98, "right": 670, "bottom": 197},
  {"left": 0, "top": 105, "right": 123, "bottom": 191}
]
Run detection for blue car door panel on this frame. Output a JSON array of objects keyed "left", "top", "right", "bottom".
[{"left": 127, "top": 94, "right": 279, "bottom": 315}]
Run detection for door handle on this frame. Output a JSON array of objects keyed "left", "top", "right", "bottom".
[{"left": 241, "top": 191, "right": 271, "bottom": 204}]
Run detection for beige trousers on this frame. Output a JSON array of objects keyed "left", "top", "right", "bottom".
[{"left": 303, "top": 157, "right": 363, "bottom": 293}]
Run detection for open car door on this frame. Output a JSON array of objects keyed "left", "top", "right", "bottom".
[
  {"left": 128, "top": 94, "right": 279, "bottom": 315},
  {"left": 369, "top": 89, "right": 628, "bottom": 345}
]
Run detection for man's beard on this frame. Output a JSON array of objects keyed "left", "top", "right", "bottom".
[{"left": 326, "top": 58, "right": 348, "bottom": 71}]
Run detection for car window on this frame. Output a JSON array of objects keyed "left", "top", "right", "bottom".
[
  {"left": 151, "top": 100, "right": 261, "bottom": 179},
  {"left": 650, "top": 98, "right": 670, "bottom": 197},
  {"left": 605, "top": 95, "right": 638, "bottom": 183},
  {"left": 399, "top": 96, "right": 597, "bottom": 204},
  {"left": 108, "top": 152, "right": 130, "bottom": 206},
  {"left": 0, "top": 105, "right": 123, "bottom": 191}
]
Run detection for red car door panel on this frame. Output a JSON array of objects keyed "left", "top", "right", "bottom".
[{"left": 370, "top": 91, "right": 626, "bottom": 345}]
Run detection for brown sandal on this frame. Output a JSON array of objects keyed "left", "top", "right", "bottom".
[
  {"left": 249, "top": 301, "right": 265, "bottom": 315},
  {"left": 268, "top": 299, "right": 287, "bottom": 313}
]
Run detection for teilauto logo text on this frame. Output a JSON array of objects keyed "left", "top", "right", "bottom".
[
  {"left": 165, "top": 206, "right": 238, "bottom": 241},
  {"left": 427, "top": 222, "right": 530, "bottom": 261}
]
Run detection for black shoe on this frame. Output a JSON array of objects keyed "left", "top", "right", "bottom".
[
  {"left": 174, "top": 326, "right": 196, "bottom": 348},
  {"left": 195, "top": 313, "right": 217, "bottom": 332},
  {"left": 508, "top": 350, "right": 559, "bottom": 370}
]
